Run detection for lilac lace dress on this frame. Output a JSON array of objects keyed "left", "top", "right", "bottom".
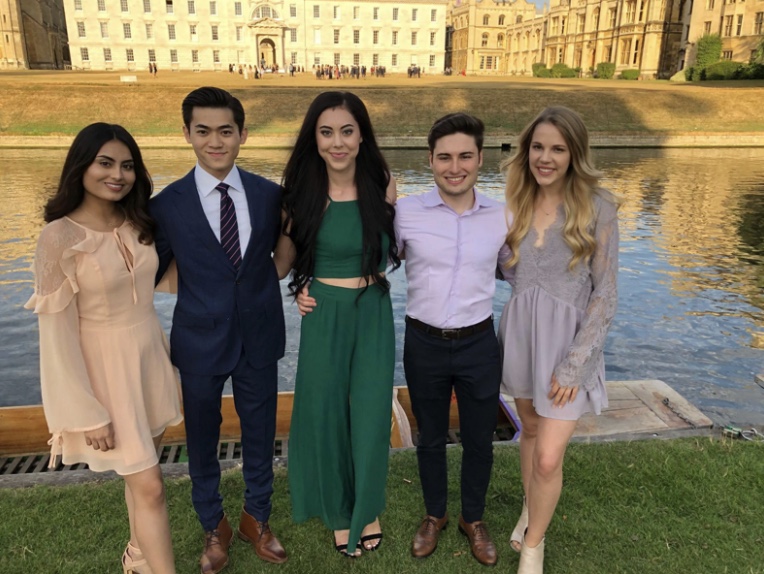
[{"left": 498, "top": 192, "right": 619, "bottom": 420}]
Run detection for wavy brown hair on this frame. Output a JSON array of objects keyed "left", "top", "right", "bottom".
[
  {"left": 502, "top": 106, "right": 620, "bottom": 270},
  {"left": 44, "top": 123, "right": 155, "bottom": 244}
]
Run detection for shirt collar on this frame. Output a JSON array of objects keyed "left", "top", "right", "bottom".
[
  {"left": 423, "top": 186, "right": 488, "bottom": 213},
  {"left": 195, "top": 164, "right": 244, "bottom": 197}
]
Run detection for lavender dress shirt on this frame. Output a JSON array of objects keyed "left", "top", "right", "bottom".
[{"left": 395, "top": 187, "right": 512, "bottom": 329}]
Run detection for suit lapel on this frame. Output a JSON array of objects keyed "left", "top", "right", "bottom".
[{"left": 240, "top": 168, "right": 266, "bottom": 269}]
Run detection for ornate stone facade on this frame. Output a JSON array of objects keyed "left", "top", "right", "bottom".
[
  {"left": 0, "top": 0, "right": 68, "bottom": 69},
  {"left": 63, "top": 0, "right": 448, "bottom": 72},
  {"left": 685, "top": 0, "right": 764, "bottom": 66}
]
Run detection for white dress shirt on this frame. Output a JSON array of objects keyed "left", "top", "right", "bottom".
[{"left": 194, "top": 164, "right": 251, "bottom": 257}]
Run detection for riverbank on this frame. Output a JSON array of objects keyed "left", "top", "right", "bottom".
[
  {"left": 2, "top": 70, "right": 764, "bottom": 138},
  {"left": 2, "top": 439, "right": 762, "bottom": 574}
]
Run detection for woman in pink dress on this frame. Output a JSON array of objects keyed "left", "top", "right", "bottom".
[
  {"left": 26, "top": 123, "right": 182, "bottom": 574},
  {"left": 498, "top": 107, "right": 621, "bottom": 574}
]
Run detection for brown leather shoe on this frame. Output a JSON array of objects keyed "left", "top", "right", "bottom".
[
  {"left": 411, "top": 514, "right": 449, "bottom": 559},
  {"left": 200, "top": 516, "right": 233, "bottom": 574},
  {"left": 458, "top": 515, "right": 498, "bottom": 566},
  {"left": 237, "top": 508, "right": 288, "bottom": 564}
]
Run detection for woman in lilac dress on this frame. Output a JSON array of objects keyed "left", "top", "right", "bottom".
[{"left": 498, "top": 106, "right": 621, "bottom": 574}]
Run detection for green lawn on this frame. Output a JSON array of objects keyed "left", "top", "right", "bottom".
[{"left": 2, "top": 437, "right": 762, "bottom": 574}]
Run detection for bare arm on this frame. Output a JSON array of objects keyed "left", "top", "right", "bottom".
[{"left": 272, "top": 209, "right": 296, "bottom": 280}]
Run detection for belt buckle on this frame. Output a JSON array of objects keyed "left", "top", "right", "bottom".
[{"left": 440, "top": 328, "right": 459, "bottom": 340}]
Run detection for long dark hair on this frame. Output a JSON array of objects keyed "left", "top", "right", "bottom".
[
  {"left": 44, "top": 123, "right": 155, "bottom": 244},
  {"left": 282, "top": 91, "right": 400, "bottom": 296}
]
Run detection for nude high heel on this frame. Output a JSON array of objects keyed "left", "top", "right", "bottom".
[
  {"left": 510, "top": 497, "right": 528, "bottom": 552},
  {"left": 122, "top": 542, "right": 153, "bottom": 574},
  {"left": 517, "top": 532, "right": 545, "bottom": 574}
]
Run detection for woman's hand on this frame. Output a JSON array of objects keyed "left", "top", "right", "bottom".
[
  {"left": 548, "top": 375, "right": 579, "bottom": 408},
  {"left": 84, "top": 423, "right": 115, "bottom": 451},
  {"left": 296, "top": 284, "right": 317, "bottom": 316}
]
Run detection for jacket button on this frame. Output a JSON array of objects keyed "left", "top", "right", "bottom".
[{"left": 235, "top": 279, "right": 241, "bottom": 285}]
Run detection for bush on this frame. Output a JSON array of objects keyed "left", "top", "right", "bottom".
[
  {"left": 531, "top": 63, "right": 547, "bottom": 77},
  {"left": 619, "top": 69, "right": 640, "bottom": 80},
  {"left": 551, "top": 63, "right": 577, "bottom": 78},
  {"left": 695, "top": 34, "right": 722, "bottom": 70},
  {"left": 738, "top": 62, "right": 764, "bottom": 80},
  {"left": 684, "top": 66, "right": 694, "bottom": 81},
  {"left": 536, "top": 68, "right": 552, "bottom": 78},
  {"left": 691, "top": 67, "right": 704, "bottom": 81},
  {"left": 703, "top": 60, "right": 743, "bottom": 80},
  {"left": 596, "top": 62, "right": 616, "bottom": 79}
]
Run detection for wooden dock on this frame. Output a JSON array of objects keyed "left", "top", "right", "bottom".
[{"left": 503, "top": 379, "right": 714, "bottom": 442}]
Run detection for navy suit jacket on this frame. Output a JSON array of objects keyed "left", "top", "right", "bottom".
[{"left": 150, "top": 167, "right": 286, "bottom": 375}]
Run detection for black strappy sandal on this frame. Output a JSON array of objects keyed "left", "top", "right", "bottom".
[
  {"left": 334, "top": 542, "right": 361, "bottom": 558},
  {"left": 360, "top": 532, "right": 383, "bottom": 551}
]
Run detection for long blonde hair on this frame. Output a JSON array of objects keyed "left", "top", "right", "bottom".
[{"left": 502, "top": 106, "right": 619, "bottom": 270}]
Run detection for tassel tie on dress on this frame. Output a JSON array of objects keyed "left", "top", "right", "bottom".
[
  {"left": 47, "top": 432, "right": 63, "bottom": 469},
  {"left": 113, "top": 228, "right": 138, "bottom": 304}
]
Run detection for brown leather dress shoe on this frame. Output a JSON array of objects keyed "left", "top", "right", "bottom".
[
  {"left": 411, "top": 514, "right": 449, "bottom": 559},
  {"left": 200, "top": 516, "right": 233, "bottom": 574},
  {"left": 237, "top": 508, "right": 288, "bottom": 564},
  {"left": 458, "top": 515, "right": 498, "bottom": 566}
]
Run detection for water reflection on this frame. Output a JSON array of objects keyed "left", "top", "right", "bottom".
[{"left": 1, "top": 146, "right": 763, "bottom": 426}]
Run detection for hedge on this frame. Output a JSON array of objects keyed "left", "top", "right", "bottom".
[
  {"left": 703, "top": 60, "right": 744, "bottom": 80},
  {"left": 619, "top": 69, "right": 640, "bottom": 80},
  {"left": 532, "top": 63, "right": 547, "bottom": 77},
  {"left": 596, "top": 62, "right": 616, "bottom": 79}
]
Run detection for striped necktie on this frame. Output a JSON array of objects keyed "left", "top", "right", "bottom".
[{"left": 216, "top": 182, "right": 241, "bottom": 269}]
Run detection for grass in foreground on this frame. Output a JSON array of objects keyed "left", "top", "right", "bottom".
[{"left": 1, "top": 437, "right": 762, "bottom": 574}]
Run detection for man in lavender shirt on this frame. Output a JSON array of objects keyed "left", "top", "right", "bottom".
[{"left": 402, "top": 113, "right": 511, "bottom": 567}]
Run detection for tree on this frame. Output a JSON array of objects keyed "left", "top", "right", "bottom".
[
  {"left": 752, "top": 37, "right": 764, "bottom": 64},
  {"left": 694, "top": 34, "right": 722, "bottom": 70}
]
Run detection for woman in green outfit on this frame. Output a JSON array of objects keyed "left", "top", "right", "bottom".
[{"left": 273, "top": 91, "right": 400, "bottom": 557}]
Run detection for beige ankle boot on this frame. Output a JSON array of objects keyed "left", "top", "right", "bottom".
[
  {"left": 517, "top": 533, "right": 544, "bottom": 574},
  {"left": 510, "top": 498, "right": 528, "bottom": 553}
]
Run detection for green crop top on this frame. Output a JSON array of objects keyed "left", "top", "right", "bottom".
[{"left": 313, "top": 199, "right": 390, "bottom": 278}]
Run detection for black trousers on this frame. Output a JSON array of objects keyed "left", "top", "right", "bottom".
[{"left": 403, "top": 323, "right": 501, "bottom": 523}]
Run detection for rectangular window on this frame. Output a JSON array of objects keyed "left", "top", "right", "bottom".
[
  {"left": 333, "top": 5, "right": 339, "bottom": 19},
  {"left": 373, "top": 30, "right": 379, "bottom": 44},
  {"left": 148, "top": 48, "right": 156, "bottom": 62},
  {"left": 354, "top": 6, "right": 360, "bottom": 19},
  {"left": 431, "top": 8, "right": 437, "bottom": 21},
  {"left": 100, "top": 22, "right": 109, "bottom": 38},
  {"left": 290, "top": 4, "right": 297, "bottom": 17},
  {"left": 80, "top": 47, "right": 89, "bottom": 61},
  {"left": 722, "top": 50, "right": 733, "bottom": 59},
  {"left": 354, "top": 30, "right": 360, "bottom": 44},
  {"left": 123, "top": 23, "right": 132, "bottom": 39},
  {"left": 354, "top": 53, "right": 360, "bottom": 65},
  {"left": 74, "top": 0, "right": 82, "bottom": 10},
  {"left": 373, "top": 53, "right": 379, "bottom": 65},
  {"left": 290, "top": 28, "right": 297, "bottom": 42},
  {"left": 121, "top": 0, "right": 129, "bottom": 12},
  {"left": 236, "top": 26, "right": 242, "bottom": 41},
  {"left": 429, "top": 54, "right": 435, "bottom": 67},
  {"left": 430, "top": 31, "right": 436, "bottom": 46},
  {"left": 551, "top": 17, "right": 558, "bottom": 35},
  {"left": 334, "top": 52, "right": 341, "bottom": 65},
  {"left": 724, "top": 15, "right": 733, "bottom": 35},
  {"left": 188, "top": 0, "right": 195, "bottom": 14},
  {"left": 373, "top": 7, "right": 378, "bottom": 19},
  {"left": 333, "top": 29, "right": 339, "bottom": 43},
  {"left": 168, "top": 24, "right": 176, "bottom": 40},
  {"left": 104, "top": 47, "right": 112, "bottom": 61},
  {"left": 411, "top": 31, "right": 417, "bottom": 45},
  {"left": 144, "top": 0, "right": 151, "bottom": 12},
  {"left": 126, "top": 48, "right": 134, "bottom": 62},
  {"left": 578, "top": 12, "right": 585, "bottom": 32},
  {"left": 392, "top": 30, "right": 398, "bottom": 45},
  {"left": 189, "top": 24, "right": 196, "bottom": 37},
  {"left": 756, "top": 12, "right": 764, "bottom": 35},
  {"left": 98, "top": 0, "right": 106, "bottom": 11},
  {"left": 632, "top": 39, "right": 640, "bottom": 64},
  {"left": 235, "top": 1, "right": 242, "bottom": 16},
  {"left": 77, "top": 22, "right": 86, "bottom": 38},
  {"left": 146, "top": 23, "right": 153, "bottom": 39},
  {"left": 291, "top": 51, "right": 297, "bottom": 64},
  {"left": 315, "top": 29, "right": 321, "bottom": 43},
  {"left": 314, "top": 52, "right": 321, "bottom": 65},
  {"left": 704, "top": 20, "right": 711, "bottom": 33},
  {"left": 561, "top": 17, "right": 566, "bottom": 34},
  {"left": 736, "top": 14, "right": 743, "bottom": 35},
  {"left": 171, "top": 49, "right": 178, "bottom": 63},
  {"left": 213, "top": 49, "right": 220, "bottom": 63},
  {"left": 608, "top": 8, "right": 616, "bottom": 28},
  {"left": 392, "top": 53, "right": 397, "bottom": 66},
  {"left": 192, "top": 49, "right": 199, "bottom": 63},
  {"left": 412, "top": 8, "right": 418, "bottom": 21},
  {"left": 313, "top": 5, "right": 320, "bottom": 18},
  {"left": 706, "top": 0, "right": 714, "bottom": 8},
  {"left": 166, "top": 0, "right": 173, "bottom": 14},
  {"left": 210, "top": 1, "right": 216, "bottom": 16},
  {"left": 211, "top": 25, "right": 219, "bottom": 40},
  {"left": 393, "top": 7, "right": 398, "bottom": 20}
]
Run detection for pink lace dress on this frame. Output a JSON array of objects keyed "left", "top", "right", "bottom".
[
  {"left": 25, "top": 217, "right": 182, "bottom": 475},
  {"left": 498, "top": 192, "right": 619, "bottom": 420}
]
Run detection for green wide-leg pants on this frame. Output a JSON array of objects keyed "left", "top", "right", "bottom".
[{"left": 289, "top": 280, "right": 395, "bottom": 551}]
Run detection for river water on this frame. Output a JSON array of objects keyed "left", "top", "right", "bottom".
[{"left": 1, "top": 147, "right": 763, "bottom": 426}]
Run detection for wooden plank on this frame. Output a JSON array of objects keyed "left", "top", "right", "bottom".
[
  {"left": 576, "top": 406, "right": 670, "bottom": 437},
  {"left": 18, "top": 456, "right": 37, "bottom": 474},
  {"left": 0, "top": 406, "right": 53, "bottom": 456},
  {"left": 33, "top": 454, "right": 50, "bottom": 473},
  {"left": 626, "top": 380, "right": 713, "bottom": 429},
  {"left": 4, "top": 457, "right": 23, "bottom": 474},
  {"left": 755, "top": 373, "right": 763, "bottom": 390}
]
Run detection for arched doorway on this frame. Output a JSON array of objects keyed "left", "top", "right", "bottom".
[{"left": 259, "top": 38, "right": 276, "bottom": 68}]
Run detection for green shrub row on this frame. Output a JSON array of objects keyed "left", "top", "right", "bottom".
[
  {"left": 685, "top": 61, "right": 764, "bottom": 81},
  {"left": 596, "top": 62, "right": 616, "bottom": 79},
  {"left": 619, "top": 69, "right": 640, "bottom": 80}
]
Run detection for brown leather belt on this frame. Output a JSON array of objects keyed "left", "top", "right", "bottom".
[{"left": 405, "top": 315, "right": 493, "bottom": 341}]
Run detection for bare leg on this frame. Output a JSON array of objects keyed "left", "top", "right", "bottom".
[
  {"left": 524, "top": 417, "right": 578, "bottom": 548},
  {"left": 515, "top": 399, "right": 539, "bottom": 497},
  {"left": 126, "top": 434, "right": 164, "bottom": 550}
]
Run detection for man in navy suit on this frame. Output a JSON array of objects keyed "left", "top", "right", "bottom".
[{"left": 151, "top": 87, "right": 287, "bottom": 572}]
